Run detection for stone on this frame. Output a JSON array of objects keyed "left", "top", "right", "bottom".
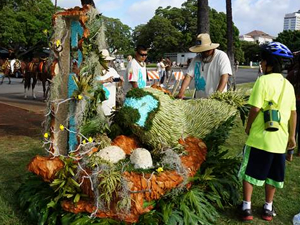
[
  {"left": 130, "top": 148, "right": 153, "bottom": 169},
  {"left": 95, "top": 146, "right": 126, "bottom": 163}
]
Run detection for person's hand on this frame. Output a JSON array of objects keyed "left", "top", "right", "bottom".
[
  {"left": 175, "top": 93, "right": 184, "bottom": 99},
  {"left": 104, "top": 77, "right": 113, "bottom": 83},
  {"left": 287, "top": 136, "right": 296, "bottom": 150}
]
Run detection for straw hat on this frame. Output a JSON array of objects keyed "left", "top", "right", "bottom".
[
  {"left": 100, "top": 49, "right": 115, "bottom": 61},
  {"left": 189, "top": 33, "right": 220, "bottom": 53}
]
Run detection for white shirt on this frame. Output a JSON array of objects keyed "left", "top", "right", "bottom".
[
  {"left": 10, "top": 59, "right": 16, "bottom": 73},
  {"left": 95, "top": 67, "right": 120, "bottom": 116},
  {"left": 157, "top": 61, "right": 165, "bottom": 72},
  {"left": 127, "top": 58, "right": 147, "bottom": 88},
  {"left": 186, "top": 49, "right": 232, "bottom": 98}
]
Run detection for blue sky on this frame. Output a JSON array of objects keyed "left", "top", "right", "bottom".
[{"left": 51, "top": 0, "right": 300, "bottom": 37}]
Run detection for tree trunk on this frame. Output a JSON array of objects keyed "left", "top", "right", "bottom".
[
  {"left": 226, "top": 0, "right": 236, "bottom": 90},
  {"left": 81, "top": 0, "right": 95, "bottom": 8},
  {"left": 197, "top": 0, "right": 209, "bottom": 34}
]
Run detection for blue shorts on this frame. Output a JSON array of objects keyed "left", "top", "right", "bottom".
[{"left": 238, "top": 145, "right": 285, "bottom": 188}]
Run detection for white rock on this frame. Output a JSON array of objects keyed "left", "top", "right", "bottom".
[
  {"left": 95, "top": 146, "right": 126, "bottom": 164},
  {"left": 130, "top": 148, "right": 153, "bottom": 169}
]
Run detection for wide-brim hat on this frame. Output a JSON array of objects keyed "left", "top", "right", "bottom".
[
  {"left": 100, "top": 49, "right": 115, "bottom": 61},
  {"left": 189, "top": 33, "right": 220, "bottom": 53}
]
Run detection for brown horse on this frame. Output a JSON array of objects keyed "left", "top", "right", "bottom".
[
  {"left": 38, "top": 58, "right": 53, "bottom": 99},
  {"left": 0, "top": 58, "right": 12, "bottom": 84},
  {"left": 24, "top": 57, "right": 57, "bottom": 99},
  {"left": 24, "top": 58, "right": 39, "bottom": 99}
]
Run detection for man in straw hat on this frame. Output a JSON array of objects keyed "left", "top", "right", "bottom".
[
  {"left": 176, "top": 33, "right": 232, "bottom": 99},
  {"left": 95, "top": 49, "right": 123, "bottom": 116}
]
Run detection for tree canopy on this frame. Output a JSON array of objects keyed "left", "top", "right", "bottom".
[
  {"left": 134, "top": 0, "right": 243, "bottom": 62},
  {"left": 275, "top": 30, "right": 300, "bottom": 52},
  {"left": 0, "top": 0, "right": 55, "bottom": 55},
  {"left": 102, "top": 16, "right": 134, "bottom": 55}
]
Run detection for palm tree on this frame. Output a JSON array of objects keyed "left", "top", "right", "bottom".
[
  {"left": 226, "top": 0, "right": 236, "bottom": 90},
  {"left": 197, "top": 0, "right": 209, "bottom": 34}
]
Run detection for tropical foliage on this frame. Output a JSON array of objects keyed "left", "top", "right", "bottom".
[
  {"left": 134, "top": 0, "right": 243, "bottom": 62},
  {"left": 0, "top": 0, "right": 55, "bottom": 55},
  {"left": 275, "top": 30, "right": 300, "bottom": 52}
]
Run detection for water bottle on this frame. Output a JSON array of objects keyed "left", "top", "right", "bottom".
[{"left": 293, "top": 212, "right": 300, "bottom": 225}]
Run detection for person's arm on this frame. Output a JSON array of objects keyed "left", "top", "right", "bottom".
[
  {"left": 130, "top": 81, "right": 138, "bottom": 88},
  {"left": 96, "top": 76, "right": 113, "bottom": 84},
  {"left": 287, "top": 110, "right": 297, "bottom": 149},
  {"left": 245, "top": 106, "right": 261, "bottom": 135},
  {"left": 216, "top": 74, "right": 229, "bottom": 92},
  {"left": 176, "top": 75, "right": 192, "bottom": 99}
]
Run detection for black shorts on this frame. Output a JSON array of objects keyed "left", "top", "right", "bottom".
[{"left": 238, "top": 145, "right": 286, "bottom": 188}]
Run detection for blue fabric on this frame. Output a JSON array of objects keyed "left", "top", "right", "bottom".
[
  {"left": 137, "top": 69, "right": 146, "bottom": 88},
  {"left": 77, "top": 49, "right": 83, "bottom": 67},
  {"left": 194, "top": 62, "right": 206, "bottom": 91},
  {"left": 103, "top": 86, "right": 110, "bottom": 99},
  {"left": 124, "top": 95, "right": 158, "bottom": 127},
  {"left": 71, "top": 21, "right": 83, "bottom": 48},
  {"left": 68, "top": 74, "right": 78, "bottom": 98},
  {"left": 68, "top": 73, "right": 78, "bottom": 151}
]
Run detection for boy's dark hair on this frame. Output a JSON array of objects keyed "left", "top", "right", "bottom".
[
  {"left": 261, "top": 46, "right": 283, "bottom": 74},
  {"left": 135, "top": 45, "right": 147, "bottom": 52}
]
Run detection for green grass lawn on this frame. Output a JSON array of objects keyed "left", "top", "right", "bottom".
[
  {"left": 1, "top": 83, "right": 300, "bottom": 224},
  {"left": 0, "top": 136, "right": 44, "bottom": 225}
]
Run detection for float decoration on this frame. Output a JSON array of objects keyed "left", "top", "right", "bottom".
[{"left": 21, "top": 5, "right": 247, "bottom": 225}]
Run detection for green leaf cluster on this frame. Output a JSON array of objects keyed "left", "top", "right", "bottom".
[
  {"left": 49, "top": 156, "right": 84, "bottom": 207},
  {"left": 98, "top": 168, "right": 122, "bottom": 207},
  {"left": 0, "top": 0, "right": 55, "bottom": 52},
  {"left": 275, "top": 30, "right": 300, "bottom": 53},
  {"left": 210, "top": 91, "right": 250, "bottom": 125}
]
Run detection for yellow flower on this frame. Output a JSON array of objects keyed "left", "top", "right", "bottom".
[
  {"left": 82, "top": 140, "right": 86, "bottom": 144},
  {"left": 44, "top": 133, "right": 49, "bottom": 138},
  {"left": 59, "top": 124, "right": 64, "bottom": 131},
  {"left": 77, "top": 95, "right": 83, "bottom": 100},
  {"left": 156, "top": 167, "right": 164, "bottom": 173},
  {"left": 88, "top": 137, "right": 93, "bottom": 143},
  {"left": 43, "top": 29, "right": 48, "bottom": 35},
  {"left": 56, "top": 40, "right": 61, "bottom": 47}
]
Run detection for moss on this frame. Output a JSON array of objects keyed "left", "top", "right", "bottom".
[
  {"left": 124, "top": 88, "right": 161, "bottom": 131},
  {"left": 114, "top": 106, "right": 140, "bottom": 128}
]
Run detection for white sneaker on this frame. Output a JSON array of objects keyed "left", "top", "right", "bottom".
[{"left": 160, "top": 84, "right": 165, "bottom": 88}]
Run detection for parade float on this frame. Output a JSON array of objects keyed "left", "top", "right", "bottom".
[{"left": 19, "top": 5, "right": 248, "bottom": 225}]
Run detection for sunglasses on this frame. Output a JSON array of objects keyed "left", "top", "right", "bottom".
[{"left": 138, "top": 52, "right": 148, "bottom": 57}]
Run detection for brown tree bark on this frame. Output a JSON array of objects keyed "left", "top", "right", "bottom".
[
  {"left": 197, "top": 0, "right": 210, "bottom": 34},
  {"left": 226, "top": 0, "right": 236, "bottom": 90},
  {"left": 81, "top": 0, "right": 95, "bottom": 8}
]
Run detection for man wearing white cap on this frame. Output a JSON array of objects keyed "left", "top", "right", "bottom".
[
  {"left": 177, "top": 33, "right": 232, "bottom": 99},
  {"left": 95, "top": 49, "right": 123, "bottom": 116}
]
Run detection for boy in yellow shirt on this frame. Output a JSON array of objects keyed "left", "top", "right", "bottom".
[{"left": 239, "top": 42, "right": 296, "bottom": 221}]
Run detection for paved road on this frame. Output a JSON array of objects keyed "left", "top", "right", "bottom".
[{"left": 0, "top": 67, "right": 262, "bottom": 113}]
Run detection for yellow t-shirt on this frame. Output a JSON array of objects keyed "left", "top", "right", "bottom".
[{"left": 246, "top": 73, "right": 296, "bottom": 153}]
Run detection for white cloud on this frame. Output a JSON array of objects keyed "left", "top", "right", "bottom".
[
  {"left": 97, "top": 0, "right": 125, "bottom": 13},
  {"left": 125, "top": 0, "right": 186, "bottom": 28},
  {"left": 51, "top": 0, "right": 300, "bottom": 36},
  {"left": 233, "top": 0, "right": 300, "bottom": 36},
  {"left": 51, "top": 0, "right": 81, "bottom": 8}
]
